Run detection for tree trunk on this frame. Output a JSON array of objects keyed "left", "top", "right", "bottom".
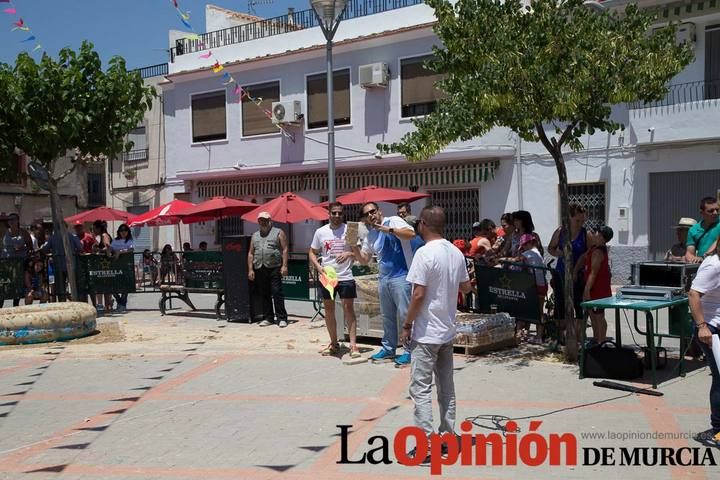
[
  {"left": 552, "top": 151, "right": 579, "bottom": 362},
  {"left": 48, "top": 179, "right": 79, "bottom": 301}
]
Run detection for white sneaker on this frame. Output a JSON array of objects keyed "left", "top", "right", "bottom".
[{"left": 278, "top": 320, "right": 288, "bottom": 328}]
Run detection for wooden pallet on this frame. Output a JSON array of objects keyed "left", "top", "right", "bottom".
[{"left": 454, "top": 337, "right": 519, "bottom": 356}]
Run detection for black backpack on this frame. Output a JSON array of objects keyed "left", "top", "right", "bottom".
[{"left": 583, "top": 340, "right": 644, "bottom": 380}]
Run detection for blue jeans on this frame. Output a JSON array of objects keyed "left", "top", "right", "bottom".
[
  {"left": 379, "top": 275, "right": 411, "bottom": 353},
  {"left": 695, "top": 323, "right": 720, "bottom": 434}
]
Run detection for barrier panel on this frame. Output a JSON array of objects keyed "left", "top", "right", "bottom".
[
  {"left": 474, "top": 263, "right": 542, "bottom": 324},
  {"left": 282, "top": 254, "right": 311, "bottom": 301},
  {"left": 0, "top": 257, "right": 24, "bottom": 300},
  {"left": 183, "top": 251, "right": 224, "bottom": 289},
  {"left": 78, "top": 253, "right": 136, "bottom": 295}
]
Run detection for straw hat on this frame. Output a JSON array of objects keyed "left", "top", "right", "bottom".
[{"left": 672, "top": 217, "right": 697, "bottom": 229}]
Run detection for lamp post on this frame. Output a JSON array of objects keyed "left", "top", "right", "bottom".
[{"left": 310, "top": 0, "right": 347, "bottom": 202}]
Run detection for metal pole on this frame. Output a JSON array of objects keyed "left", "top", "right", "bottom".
[{"left": 326, "top": 37, "right": 336, "bottom": 202}]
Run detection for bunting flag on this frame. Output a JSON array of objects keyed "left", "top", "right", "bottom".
[
  {"left": 21, "top": 35, "right": 35, "bottom": 42},
  {"left": 168, "top": 0, "right": 295, "bottom": 141},
  {"left": 13, "top": 18, "right": 23, "bottom": 27},
  {"left": 3, "top": 8, "right": 16, "bottom": 14},
  {"left": 32, "top": 43, "right": 41, "bottom": 51}
]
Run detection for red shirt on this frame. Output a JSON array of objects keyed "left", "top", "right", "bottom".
[
  {"left": 79, "top": 232, "right": 96, "bottom": 253},
  {"left": 584, "top": 246, "right": 612, "bottom": 300}
]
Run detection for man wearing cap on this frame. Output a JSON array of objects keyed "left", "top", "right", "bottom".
[
  {"left": 665, "top": 217, "right": 697, "bottom": 262},
  {"left": 247, "top": 212, "right": 289, "bottom": 328},
  {"left": 686, "top": 197, "right": 720, "bottom": 263}
]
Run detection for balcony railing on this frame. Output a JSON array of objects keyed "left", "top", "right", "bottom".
[
  {"left": 121, "top": 148, "right": 149, "bottom": 163},
  {"left": 631, "top": 79, "right": 720, "bottom": 109},
  {"left": 133, "top": 63, "right": 168, "bottom": 79},
  {"left": 170, "top": 0, "right": 425, "bottom": 62}
]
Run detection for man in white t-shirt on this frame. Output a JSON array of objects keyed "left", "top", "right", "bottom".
[
  {"left": 309, "top": 202, "right": 359, "bottom": 358},
  {"left": 400, "top": 206, "right": 472, "bottom": 455},
  {"left": 689, "top": 251, "right": 720, "bottom": 442}
]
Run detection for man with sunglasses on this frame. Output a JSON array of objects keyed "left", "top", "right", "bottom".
[
  {"left": 686, "top": 196, "right": 720, "bottom": 264},
  {"left": 310, "top": 202, "right": 359, "bottom": 357},
  {"left": 352, "top": 202, "right": 418, "bottom": 365}
]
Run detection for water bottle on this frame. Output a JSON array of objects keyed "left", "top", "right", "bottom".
[{"left": 48, "top": 263, "right": 55, "bottom": 285}]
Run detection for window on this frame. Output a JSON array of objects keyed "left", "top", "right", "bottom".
[
  {"left": 430, "top": 189, "right": 478, "bottom": 241},
  {"left": 87, "top": 172, "right": 106, "bottom": 207},
  {"left": 567, "top": 182, "right": 606, "bottom": 230},
  {"left": 705, "top": 26, "right": 720, "bottom": 100},
  {"left": 128, "top": 126, "right": 147, "bottom": 152},
  {"left": 215, "top": 217, "right": 243, "bottom": 244},
  {"left": 191, "top": 91, "right": 227, "bottom": 143},
  {"left": 241, "top": 81, "right": 280, "bottom": 137},
  {"left": 306, "top": 69, "right": 351, "bottom": 129},
  {"left": 0, "top": 151, "right": 23, "bottom": 184},
  {"left": 400, "top": 55, "right": 446, "bottom": 118}
]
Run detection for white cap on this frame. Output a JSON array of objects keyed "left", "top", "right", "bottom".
[{"left": 257, "top": 211, "right": 271, "bottom": 220}]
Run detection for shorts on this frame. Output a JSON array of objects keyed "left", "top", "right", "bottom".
[{"left": 320, "top": 280, "right": 357, "bottom": 300}]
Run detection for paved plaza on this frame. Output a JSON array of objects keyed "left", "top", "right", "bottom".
[{"left": 0, "top": 294, "right": 718, "bottom": 479}]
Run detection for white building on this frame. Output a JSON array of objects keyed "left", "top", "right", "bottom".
[{"left": 159, "top": 0, "right": 720, "bottom": 279}]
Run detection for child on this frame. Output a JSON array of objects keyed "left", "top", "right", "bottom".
[
  {"left": 24, "top": 257, "right": 48, "bottom": 305},
  {"left": 142, "top": 249, "right": 159, "bottom": 285},
  {"left": 583, "top": 226, "right": 614, "bottom": 345},
  {"left": 519, "top": 234, "right": 548, "bottom": 343}
]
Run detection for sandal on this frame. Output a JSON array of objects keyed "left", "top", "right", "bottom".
[
  {"left": 320, "top": 343, "right": 340, "bottom": 356},
  {"left": 350, "top": 348, "right": 362, "bottom": 359}
]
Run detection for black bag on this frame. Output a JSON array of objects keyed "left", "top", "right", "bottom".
[{"left": 583, "top": 341, "right": 644, "bottom": 380}]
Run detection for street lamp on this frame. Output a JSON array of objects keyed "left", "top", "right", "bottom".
[{"left": 310, "top": 0, "right": 348, "bottom": 202}]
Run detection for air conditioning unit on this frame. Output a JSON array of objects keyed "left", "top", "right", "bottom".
[
  {"left": 676, "top": 22, "right": 696, "bottom": 48},
  {"left": 271, "top": 101, "right": 302, "bottom": 124},
  {"left": 359, "top": 62, "right": 389, "bottom": 88}
]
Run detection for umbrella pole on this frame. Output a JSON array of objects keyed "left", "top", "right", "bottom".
[{"left": 176, "top": 223, "right": 181, "bottom": 249}]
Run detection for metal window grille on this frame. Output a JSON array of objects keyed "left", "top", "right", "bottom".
[
  {"left": 567, "top": 182, "right": 606, "bottom": 230},
  {"left": 87, "top": 172, "right": 106, "bottom": 207},
  {"left": 429, "top": 189, "right": 479, "bottom": 241},
  {"left": 215, "top": 217, "right": 244, "bottom": 244}
]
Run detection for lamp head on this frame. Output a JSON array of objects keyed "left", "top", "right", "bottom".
[{"left": 311, "top": 0, "right": 347, "bottom": 29}]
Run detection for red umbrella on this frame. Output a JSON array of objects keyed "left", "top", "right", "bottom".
[
  {"left": 65, "top": 206, "right": 137, "bottom": 224},
  {"left": 180, "top": 196, "right": 257, "bottom": 224},
  {"left": 329, "top": 185, "right": 430, "bottom": 206},
  {"left": 241, "top": 192, "right": 327, "bottom": 224},
  {"left": 128, "top": 200, "right": 198, "bottom": 227}
]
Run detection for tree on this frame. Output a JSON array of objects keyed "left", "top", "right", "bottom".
[
  {"left": 0, "top": 41, "right": 156, "bottom": 301},
  {"left": 380, "top": 0, "right": 693, "bottom": 361}
]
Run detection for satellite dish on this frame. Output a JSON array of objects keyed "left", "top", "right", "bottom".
[
  {"left": 27, "top": 161, "right": 50, "bottom": 190},
  {"left": 273, "top": 103, "right": 286, "bottom": 122}
]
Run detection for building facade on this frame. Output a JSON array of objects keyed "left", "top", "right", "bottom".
[
  {"left": 105, "top": 63, "right": 170, "bottom": 252},
  {"left": 158, "top": 0, "right": 720, "bottom": 279}
]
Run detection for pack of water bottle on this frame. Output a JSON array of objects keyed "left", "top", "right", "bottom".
[{"left": 455, "top": 312, "right": 515, "bottom": 346}]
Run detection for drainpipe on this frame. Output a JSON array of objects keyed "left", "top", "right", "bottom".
[{"left": 515, "top": 132, "right": 524, "bottom": 210}]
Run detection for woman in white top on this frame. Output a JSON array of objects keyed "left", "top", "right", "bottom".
[
  {"left": 689, "top": 248, "right": 720, "bottom": 443},
  {"left": 110, "top": 224, "right": 134, "bottom": 312}
]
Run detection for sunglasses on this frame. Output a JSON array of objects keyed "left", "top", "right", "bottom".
[
  {"left": 362, "top": 208, "right": 377, "bottom": 218},
  {"left": 330, "top": 211, "right": 344, "bottom": 216},
  {"left": 119, "top": 229, "right": 129, "bottom": 233}
]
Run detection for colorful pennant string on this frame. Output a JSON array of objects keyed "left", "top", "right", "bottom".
[
  {"left": 6, "top": 5, "right": 42, "bottom": 52},
  {"left": 168, "top": 0, "right": 295, "bottom": 141}
]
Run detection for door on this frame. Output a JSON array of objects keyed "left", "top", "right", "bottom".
[
  {"left": 649, "top": 169, "right": 720, "bottom": 259},
  {"left": 705, "top": 26, "right": 720, "bottom": 100}
]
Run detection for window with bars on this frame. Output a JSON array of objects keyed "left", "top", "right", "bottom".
[
  {"left": 87, "top": 172, "right": 106, "bottom": 207},
  {"left": 0, "top": 151, "right": 23, "bottom": 185},
  {"left": 214, "top": 217, "right": 244, "bottom": 245},
  {"left": 567, "top": 182, "right": 606, "bottom": 230},
  {"left": 400, "top": 55, "right": 446, "bottom": 118},
  {"left": 430, "top": 189, "right": 479, "bottom": 242},
  {"left": 191, "top": 90, "right": 227, "bottom": 143},
  {"left": 306, "top": 69, "right": 351, "bottom": 129}
]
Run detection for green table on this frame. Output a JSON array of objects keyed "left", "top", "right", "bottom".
[{"left": 580, "top": 296, "right": 691, "bottom": 389}]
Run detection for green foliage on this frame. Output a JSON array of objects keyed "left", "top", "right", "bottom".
[
  {"left": 380, "top": 0, "right": 693, "bottom": 161},
  {"left": 0, "top": 41, "right": 156, "bottom": 172}
]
